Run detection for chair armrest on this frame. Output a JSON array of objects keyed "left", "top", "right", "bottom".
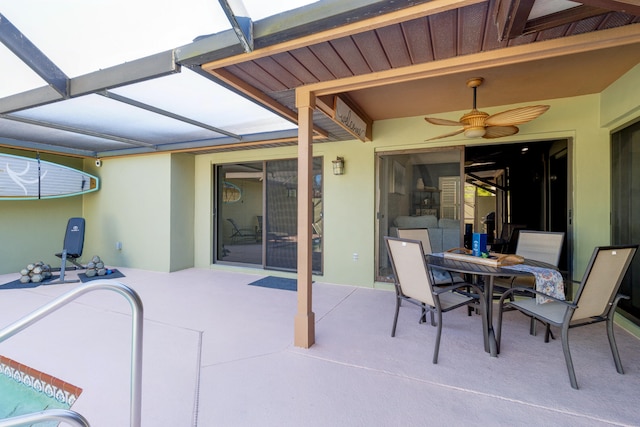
[
  {"left": 498, "top": 286, "right": 577, "bottom": 308},
  {"left": 432, "top": 281, "right": 472, "bottom": 294},
  {"left": 614, "top": 293, "right": 630, "bottom": 305},
  {"left": 432, "top": 281, "right": 487, "bottom": 309}
]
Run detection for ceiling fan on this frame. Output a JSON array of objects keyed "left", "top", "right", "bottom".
[{"left": 424, "top": 77, "right": 550, "bottom": 141}]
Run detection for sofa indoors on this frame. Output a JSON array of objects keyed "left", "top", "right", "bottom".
[{"left": 390, "top": 215, "right": 461, "bottom": 253}]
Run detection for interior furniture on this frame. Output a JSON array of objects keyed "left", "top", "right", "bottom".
[
  {"left": 496, "top": 245, "right": 638, "bottom": 389},
  {"left": 391, "top": 215, "right": 460, "bottom": 253},
  {"left": 385, "top": 236, "right": 487, "bottom": 364},
  {"left": 411, "top": 189, "right": 439, "bottom": 216},
  {"left": 426, "top": 253, "right": 554, "bottom": 357}
]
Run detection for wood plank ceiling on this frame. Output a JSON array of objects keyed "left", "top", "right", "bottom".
[{"left": 201, "top": 0, "right": 640, "bottom": 145}]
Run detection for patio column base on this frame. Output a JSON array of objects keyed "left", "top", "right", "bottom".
[{"left": 294, "top": 312, "right": 315, "bottom": 348}]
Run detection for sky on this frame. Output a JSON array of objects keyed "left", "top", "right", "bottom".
[
  {"left": 0, "top": 0, "right": 318, "bottom": 137},
  {"left": 0, "top": 0, "right": 317, "bottom": 95}
]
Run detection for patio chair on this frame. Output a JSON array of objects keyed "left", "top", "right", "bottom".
[
  {"left": 494, "top": 230, "right": 566, "bottom": 335},
  {"left": 385, "top": 236, "right": 487, "bottom": 364},
  {"left": 494, "top": 230, "right": 564, "bottom": 287},
  {"left": 496, "top": 245, "right": 638, "bottom": 389},
  {"left": 515, "top": 230, "right": 565, "bottom": 267},
  {"left": 397, "top": 228, "right": 465, "bottom": 285},
  {"left": 491, "top": 223, "right": 526, "bottom": 253},
  {"left": 255, "top": 215, "right": 263, "bottom": 242},
  {"left": 227, "top": 218, "right": 256, "bottom": 243}
]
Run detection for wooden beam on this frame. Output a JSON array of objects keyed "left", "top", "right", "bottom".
[
  {"left": 201, "top": 0, "right": 485, "bottom": 70},
  {"left": 578, "top": 0, "right": 640, "bottom": 15},
  {"left": 297, "top": 23, "right": 640, "bottom": 97},
  {"left": 523, "top": 5, "right": 610, "bottom": 35},
  {"left": 493, "top": 0, "right": 535, "bottom": 41},
  {"left": 294, "top": 90, "right": 315, "bottom": 349}
]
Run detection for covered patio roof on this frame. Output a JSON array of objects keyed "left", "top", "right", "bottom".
[{"left": 1, "top": 0, "right": 639, "bottom": 158}]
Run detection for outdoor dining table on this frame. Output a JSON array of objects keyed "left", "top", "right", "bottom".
[{"left": 425, "top": 254, "right": 559, "bottom": 357}]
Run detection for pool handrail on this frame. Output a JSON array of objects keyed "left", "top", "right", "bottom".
[
  {"left": 0, "top": 409, "right": 90, "bottom": 427},
  {"left": 0, "top": 280, "right": 143, "bottom": 427}
]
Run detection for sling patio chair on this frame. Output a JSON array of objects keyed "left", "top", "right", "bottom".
[
  {"left": 385, "top": 236, "right": 487, "bottom": 364},
  {"left": 496, "top": 244, "right": 638, "bottom": 389},
  {"left": 397, "top": 228, "right": 465, "bottom": 286},
  {"left": 494, "top": 230, "right": 565, "bottom": 298},
  {"left": 227, "top": 218, "right": 257, "bottom": 243}
]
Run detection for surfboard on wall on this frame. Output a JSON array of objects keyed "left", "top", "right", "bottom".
[{"left": 0, "top": 153, "right": 99, "bottom": 200}]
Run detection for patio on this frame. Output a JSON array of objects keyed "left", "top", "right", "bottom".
[{"left": 1, "top": 267, "right": 639, "bottom": 426}]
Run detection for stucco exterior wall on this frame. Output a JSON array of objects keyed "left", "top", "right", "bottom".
[
  {"left": 374, "top": 93, "right": 611, "bottom": 280},
  {"left": 82, "top": 154, "right": 172, "bottom": 272},
  {"left": 192, "top": 141, "right": 377, "bottom": 286},
  {"left": 191, "top": 92, "right": 628, "bottom": 286},
  {"left": 169, "top": 153, "right": 195, "bottom": 272},
  {"left": 0, "top": 150, "right": 84, "bottom": 274},
  {"left": 1, "top": 66, "right": 639, "bottom": 281}
]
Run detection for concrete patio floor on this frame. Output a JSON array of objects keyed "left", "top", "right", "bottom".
[{"left": 1, "top": 267, "right": 639, "bottom": 426}]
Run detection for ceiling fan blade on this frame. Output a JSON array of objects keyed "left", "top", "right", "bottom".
[
  {"left": 425, "top": 117, "right": 463, "bottom": 126},
  {"left": 426, "top": 128, "right": 465, "bottom": 141},
  {"left": 483, "top": 125, "right": 519, "bottom": 139},
  {"left": 485, "top": 105, "right": 550, "bottom": 127}
]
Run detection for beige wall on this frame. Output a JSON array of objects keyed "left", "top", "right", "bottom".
[
  {"left": 374, "top": 93, "right": 611, "bottom": 279},
  {"left": 82, "top": 152, "right": 195, "bottom": 273},
  {"left": 1, "top": 65, "right": 639, "bottom": 283},
  {"left": 192, "top": 141, "right": 376, "bottom": 286},
  {"left": 82, "top": 154, "right": 173, "bottom": 272},
  {"left": 169, "top": 153, "right": 195, "bottom": 271},
  {"left": 0, "top": 150, "right": 84, "bottom": 274},
  {"left": 192, "top": 64, "right": 636, "bottom": 286}
]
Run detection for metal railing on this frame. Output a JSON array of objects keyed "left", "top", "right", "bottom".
[
  {"left": 0, "top": 280, "right": 144, "bottom": 427},
  {"left": 0, "top": 409, "right": 90, "bottom": 427}
]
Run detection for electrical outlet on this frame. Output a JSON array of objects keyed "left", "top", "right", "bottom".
[
  {"left": 352, "top": 252, "right": 358, "bottom": 261},
  {"left": 116, "top": 241, "right": 122, "bottom": 250}
]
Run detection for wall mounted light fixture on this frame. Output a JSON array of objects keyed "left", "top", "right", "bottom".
[{"left": 332, "top": 157, "right": 345, "bottom": 175}]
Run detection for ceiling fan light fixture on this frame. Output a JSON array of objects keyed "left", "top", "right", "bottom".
[
  {"left": 464, "top": 127, "right": 486, "bottom": 138},
  {"left": 424, "top": 78, "right": 549, "bottom": 141}
]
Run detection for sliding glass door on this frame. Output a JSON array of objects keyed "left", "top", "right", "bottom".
[
  {"left": 265, "top": 158, "right": 323, "bottom": 272},
  {"left": 612, "top": 121, "right": 640, "bottom": 324},
  {"left": 215, "top": 158, "right": 323, "bottom": 273},
  {"left": 216, "top": 162, "right": 264, "bottom": 265},
  {"left": 376, "top": 148, "right": 464, "bottom": 281}
]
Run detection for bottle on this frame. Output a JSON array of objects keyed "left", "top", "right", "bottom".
[{"left": 464, "top": 224, "right": 473, "bottom": 249}]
